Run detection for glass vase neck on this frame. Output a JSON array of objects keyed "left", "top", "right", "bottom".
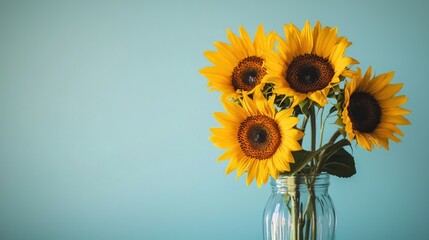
[{"left": 271, "top": 173, "right": 330, "bottom": 194}]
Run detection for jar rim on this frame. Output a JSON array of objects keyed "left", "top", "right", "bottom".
[
  {"left": 277, "top": 172, "right": 329, "bottom": 180},
  {"left": 271, "top": 173, "right": 331, "bottom": 190}
]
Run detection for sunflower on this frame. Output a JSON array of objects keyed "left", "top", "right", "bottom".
[
  {"left": 200, "top": 25, "right": 276, "bottom": 99},
  {"left": 209, "top": 90, "right": 304, "bottom": 187},
  {"left": 341, "top": 67, "right": 411, "bottom": 151},
  {"left": 265, "top": 21, "right": 357, "bottom": 107}
]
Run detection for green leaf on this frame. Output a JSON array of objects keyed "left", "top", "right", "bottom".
[
  {"left": 318, "top": 138, "right": 352, "bottom": 168},
  {"left": 289, "top": 150, "right": 313, "bottom": 175},
  {"left": 327, "top": 84, "right": 341, "bottom": 98},
  {"left": 298, "top": 99, "right": 311, "bottom": 116},
  {"left": 322, "top": 147, "right": 356, "bottom": 178},
  {"left": 288, "top": 141, "right": 337, "bottom": 176},
  {"left": 328, "top": 105, "right": 337, "bottom": 115},
  {"left": 274, "top": 95, "right": 291, "bottom": 109},
  {"left": 339, "top": 127, "right": 346, "bottom": 136},
  {"left": 334, "top": 117, "right": 345, "bottom": 127},
  {"left": 327, "top": 139, "right": 352, "bottom": 154}
]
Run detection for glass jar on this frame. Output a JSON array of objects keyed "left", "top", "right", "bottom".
[{"left": 263, "top": 173, "right": 336, "bottom": 240}]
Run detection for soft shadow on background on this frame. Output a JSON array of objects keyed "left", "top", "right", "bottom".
[{"left": 0, "top": 1, "right": 427, "bottom": 239}]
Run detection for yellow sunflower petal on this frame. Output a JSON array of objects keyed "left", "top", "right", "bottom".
[
  {"left": 374, "top": 83, "right": 403, "bottom": 100},
  {"left": 355, "top": 133, "right": 372, "bottom": 151},
  {"left": 367, "top": 71, "right": 394, "bottom": 94},
  {"left": 216, "top": 146, "right": 240, "bottom": 162},
  {"left": 213, "top": 112, "right": 238, "bottom": 127},
  {"left": 246, "top": 160, "right": 259, "bottom": 185},
  {"left": 225, "top": 157, "right": 240, "bottom": 174},
  {"left": 300, "top": 21, "right": 313, "bottom": 53},
  {"left": 239, "top": 25, "right": 254, "bottom": 55},
  {"left": 227, "top": 28, "right": 246, "bottom": 56},
  {"left": 382, "top": 115, "right": 411, "bottom": 125},
  {"left": 379, "top": 95, "right": 408, "bottom": 108},
  {"left": 223, "top": 100, "right": 247, "bottom": 119}
]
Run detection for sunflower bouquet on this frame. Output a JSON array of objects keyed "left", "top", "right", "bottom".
[{"left": 200, "top": 21, "right": 410, "bottom": 239}]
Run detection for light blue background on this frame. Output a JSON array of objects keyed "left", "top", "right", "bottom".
[{"left": 0, "top": 1, "right": 427, "bottom": 239}]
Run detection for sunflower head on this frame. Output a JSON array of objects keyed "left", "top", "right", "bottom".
[
  {"left": 341, "top": 67, "right": 411, "bottom": 151},
  {"left": 264, "top": 21, "right": 358, "bottom": 107},
  {"left": 200, "top": 25, "right": 276, "bottom": 99},
  {"left": 209, "top": 90, "right": 304, "bottom": 187}
]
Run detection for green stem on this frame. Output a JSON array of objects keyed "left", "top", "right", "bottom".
[
  {"left": 303, "top": 177, "right": 312, "bottom": 240},
  {"left": 310, "top": 106, "right": 316, "bottom": 152},
  {"left": 304, "top": 214, "right": 310, "bottom": 240},
  {"left": 291, "top": 189, "right": 300, "bottom": 240},
  {"left": 310, "top": 187, "right": 317, "bottom": 240},
  {"left": 319, "top": 107, "right": 324, "bottom": 148},
  {"left": 303, "top": 176, "right": 317, "bottom": 240},
  {"left": 313, "top": 130, "right": 342, "bottom": 174},
  {"left": 298, "top": 115, "right": 309, "bottom": 146},
  {"left": 310, "top": 106, "right": 317, "bottom": 170},
  {"left": 329, "top": 129, "right": 342, "bottom": 143},
  {"left": 305, "top": 176, "right": 318, "bottom": 240}
]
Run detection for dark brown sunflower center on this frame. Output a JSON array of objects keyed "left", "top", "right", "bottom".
[
  {"left": 348, "top": 92, "right": 381, "bottom": 133},
  {"left": 286, "top": 54, "right": 335, "bottom": 93},
  {"left": 237, "top": 115, "right": 281, "bottom": 160},
  {"left": 232, "top": 56, "right": 266, "bottom": 91}
]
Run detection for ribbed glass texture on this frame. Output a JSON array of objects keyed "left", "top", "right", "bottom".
[{"left": 263, "top": 173, "right": 336, "bottom": 240}]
